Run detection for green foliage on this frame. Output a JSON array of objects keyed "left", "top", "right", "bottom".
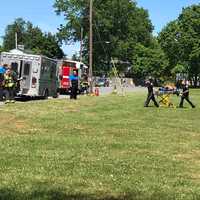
[
  {"left": 158, "top": 20, "right": 182, "bottom": 72},
  {"left": 54, "top": 0, "right": 153, "bottom": 72},
  {"left": 131, "top": 39, "right": 169, "bottom": 79},
  {"left": 71, "top": 52, "right": 80, "bottom": 61},
  {"left": 171, "top": 63, "right": 187, "bottom": 75},
  {"left": 158, "top": 4, "right": 200, "bottom": 83},
  {"left": 3, "top": 18, "right": 25, "bottom": 51},
  {"left": 0, "top": 45, "right": 4, "bottom": 53},
  {"left": 3, "top": 18, "right": 64, "bottom": 58}
]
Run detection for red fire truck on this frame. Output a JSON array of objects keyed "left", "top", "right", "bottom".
[{"left": 57, "top": 60, "right": 88, "bottom": 94}]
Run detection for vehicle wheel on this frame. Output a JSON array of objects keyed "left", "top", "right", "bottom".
[{"left": 53, "top": 92, "right": 59, "bottom": 98}]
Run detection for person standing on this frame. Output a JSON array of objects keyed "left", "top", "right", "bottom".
[
  {"left": 0, "top": 65, "right": 6, "bottom": 102},
  {"left": 69, "top": 70, "right": 79, "bottom": 99},
  {"left": 4, "top": 68, "right": 15, "bottom": 103},
  {"left": 179, "top": 80, "right": 195, "bottom": 108},
  {"left": 144, "top": 78, "right": 159, "bottom": 107}
]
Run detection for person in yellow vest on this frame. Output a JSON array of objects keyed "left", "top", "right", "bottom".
[{"left": 4, "top": 68, "right": 15, "bottom": 103}]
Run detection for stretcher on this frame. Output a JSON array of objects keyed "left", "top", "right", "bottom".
[{"left": 155, "top": 87, "right": 180, "bottom": 108}]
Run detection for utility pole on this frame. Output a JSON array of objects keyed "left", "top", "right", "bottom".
[
  {"left": 15, "top": 32, "right": 18, "bottom": 49},
  {"left": 89, "top": 0, "right": 93, "bottom": 93},
  {"left": 80, "top": 27, "right": 83, "bottom": 62}
]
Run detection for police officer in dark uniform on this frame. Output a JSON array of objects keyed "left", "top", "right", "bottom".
[
  {"left": 144, "top": 78, "right": 159, "bottom": 107},
  {"left": 69, "top": 70, "right": 79, "bottom": 99},
  {"left": 179, "top": 80, "right": 195, "bottom": 108}
]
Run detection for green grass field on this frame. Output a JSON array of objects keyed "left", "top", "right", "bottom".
[{"left": 0, "top": 90, "right": 199, "bottom": 200}]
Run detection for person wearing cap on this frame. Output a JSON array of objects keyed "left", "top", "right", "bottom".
[
  {"left": 144, "top": 78, "right": 159, "bottom": 107},
  {"left": 4, "top": 68, "right": 15, "bottom": 103},
  {"left": 69, "top": 69, "right": 79, "bottom": 99},
  {"left": 179, "top": 80, "right": 195, "bottom": 108}
]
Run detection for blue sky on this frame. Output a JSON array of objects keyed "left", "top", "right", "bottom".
[
  {"left": 0, "top": 0, "right": 199, "bottom": 57},
  {"left": 137, "top": 0, "right": 200, "bottom": 35}
]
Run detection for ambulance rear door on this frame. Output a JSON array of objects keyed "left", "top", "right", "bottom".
[{"left": 20, "top": 60, "right": 32, "bottom": 90}]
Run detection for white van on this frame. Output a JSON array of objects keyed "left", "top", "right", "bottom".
[{"left": 0, "top": 49, "right": 58, "bottom": 98}]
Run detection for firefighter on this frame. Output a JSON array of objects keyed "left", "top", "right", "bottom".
[
  {"left": 80, "top": 80, "right": 89, "bottom": 94},
  {"left": 144, "top": 78, "right": 159, "bottom": 107},
  {"left": 4, "top": 68, "right": 15, "bottom": 103},
  {"left": 80, "top": 73, "right": 89, "bottom": 94},
  {"left": 179, "top": 80, "right": 195, "bottom": 108},
  {"left": 69, "top": 69, "right": 79, "bottom": 99}
]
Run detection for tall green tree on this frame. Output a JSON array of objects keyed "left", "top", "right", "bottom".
[
  {"left": 3, "top": 18, "right": 26, "bottom": 51},
  {"left": 131, "top": 38, "right": 169, "bottom": 80},
  {"left": 3, "top": 18, "right": 64, "bottom": 58},
  {"left": 54, "top": 0, "right": 153, "bottom": 73},
  {"left": 158, "top": 4, "right": 200, "bottom": 85},
  {"left": 39, "top": 32, "right": 64, "bottom": 58}
]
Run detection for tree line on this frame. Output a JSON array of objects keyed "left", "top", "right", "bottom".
[
  {"left": 0, "top": 1, "right": 199, "bottom": 86},
  {"left": 54, "top": 0, "right": 200, "bottom": 85},
  {"left": 0, "top": 18, "right": 64, "bottom": 59}
]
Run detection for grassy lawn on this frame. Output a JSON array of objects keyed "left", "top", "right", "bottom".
[{"left": 0, "top": 90, "right": 199, "bottom": 200}]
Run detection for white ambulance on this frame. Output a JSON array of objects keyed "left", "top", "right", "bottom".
[{"left": 0, "top": 49, "right": 58, "bottom": 98}]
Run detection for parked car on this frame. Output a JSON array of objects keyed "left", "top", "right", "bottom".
[{"left": 95, "top": 78, "right": 109, "bottom": 87}]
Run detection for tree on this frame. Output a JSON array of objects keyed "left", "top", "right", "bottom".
[
  {"left": 158, "top": 4, "right": 200, "bottom": 86},
  {"left": 0, "top": 45, "right": 4, "bottom": 53},
  {"left": 158, "top": 20, "right": 183, "bottom": 75},
  {"left": 39, "top": 32, "right": 64, "bottom": 58},
  {"left": 54, "top": 0, "right": 153, "bottom": 73},
  {"left": 189, "top": 42, "right": 200, "bottom": 86},
  {"left": 131, "top": 39, "right": 169, "bottom": 81},
  {"left": 2, "top": 18, "right": 64, "bottom": 58},
  {"left": 71, "top": 52, "right": 80, "bottom": 61},
  {"left": 3, "top": 18, "right": 26, "bottom": 51}
]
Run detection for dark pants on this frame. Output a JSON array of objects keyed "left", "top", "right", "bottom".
[
  {"left": 144, "top": 93, "right": 159, "bottom": 107},
  {"left": 179, "top": 96, "right": 195, "bottom": 108},
  {"left": 70, "top": 86, "right": 78, "bottom": 99},
  {"left": 4, "top": 87, "right": 15, "bottom": 101},
  {"left": 0, "top": 87, "right": 3, "bottom": 101}
]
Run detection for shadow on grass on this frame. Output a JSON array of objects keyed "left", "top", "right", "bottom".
[
  {"left": 1, "top": 187, "right": 199, "bottom": 200},
  {"left": 15, "top": 96, "right": 46, "bottom": 102},
  {"left": 0, "top": 189, "right": 129, "bottom": 200}
]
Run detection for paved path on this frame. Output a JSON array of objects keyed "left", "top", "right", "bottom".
[
  {"left": 0, "top": 87, "right": 146, "bottom": 103},
  {"left": 99, "top": 86, "right": 146, "bottom": 95},
  {"left": 58, "top": 86, "right": 146, "bottom": 99}
]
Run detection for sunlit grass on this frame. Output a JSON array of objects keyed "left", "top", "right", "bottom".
[{"left": 0, "top": 90, "right": 199, "bottom": 200}]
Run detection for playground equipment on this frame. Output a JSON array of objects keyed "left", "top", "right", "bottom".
[{"left": 110, "top": 58, "right": 125, "bottom": 96}]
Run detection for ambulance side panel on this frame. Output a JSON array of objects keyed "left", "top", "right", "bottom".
[{"left": 39, "top": 57, "right": 57, "bottom": 97}]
